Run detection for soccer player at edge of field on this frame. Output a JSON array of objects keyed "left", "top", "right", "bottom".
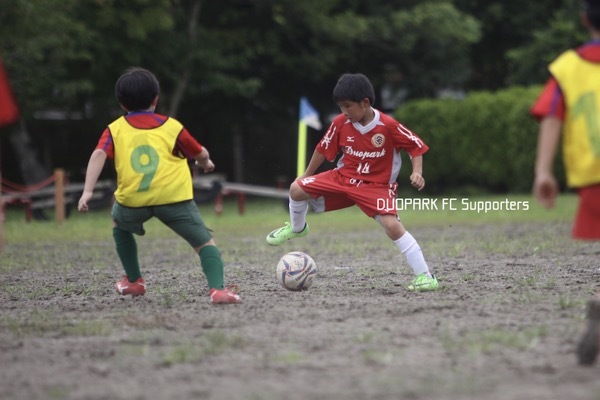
[
  {"left": 77, "top": 67, "right": 241, "bottom": 304},
  {"left": 530, "top": 0, "right": 600, "bottom": 365},
  {"left": 266, "top": 73, "right": 439, "bottom": 292}
]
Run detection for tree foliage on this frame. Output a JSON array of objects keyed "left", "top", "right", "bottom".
[
  {"left": 0, "top": 0, "right": 589, "bottom": 186},
  {"left": 454, "top": 0, "right": 586, "bottom": 89},
  {"left": 395, "top": 86, "right": 553, "bottom": 194},
  {"left": 506, "top": 0, "right": 588, "bottom": 85}
]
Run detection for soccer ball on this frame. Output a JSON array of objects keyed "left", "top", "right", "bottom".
[{"left": 276, "top": 251, "right": 318, "bottom": 291}]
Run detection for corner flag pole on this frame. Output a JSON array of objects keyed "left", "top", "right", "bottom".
[{"left": 296, "top": 120, "right": 308, "bottom": 177}]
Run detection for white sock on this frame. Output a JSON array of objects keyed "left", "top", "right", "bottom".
[
  {"left": 394, "top": 231, "right": 432, "bottom": 277},
  {"left": 289, "top": 198, "right": 308, "bottom": 232}
]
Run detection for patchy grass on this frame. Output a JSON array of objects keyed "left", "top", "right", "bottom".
[
  {"left": 2, "top": 311, "right": 113, "bottom": 337},
  {"left": 2, "top": 194, "right": 579, "bottom": 246},
  {"left": 2, "top": 194, "right": 600, "bottom": 400},
  {"left": 441, "top": 325, "right": 549, "bottom": 356}
]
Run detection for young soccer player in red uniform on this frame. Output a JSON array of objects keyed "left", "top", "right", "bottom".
[
  {"left": 267, "top": 73, "right": 439, "bottom": 292},
  {"left": 78, "top": 67, "right": 241, "bottom": 304},
  {"left": 530, "top": 0, "right": 600, "bottom": 364}
]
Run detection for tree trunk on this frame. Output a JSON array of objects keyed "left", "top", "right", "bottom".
[
  {"left": 168, "top": 1, "right": 203, "bottom": 117},
  {"left": 232, "top": 125, "right": 244, "bottom": 183},
  {"left": 6, "top": 121, "right": 52, "bottom": 220},
  {"left": 8, "top": 120, "right": 49, "bottom": 185}
]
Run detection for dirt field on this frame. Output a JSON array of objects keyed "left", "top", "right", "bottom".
[{"left": 1, "top": 207, "right": 600, "bottom": 400}]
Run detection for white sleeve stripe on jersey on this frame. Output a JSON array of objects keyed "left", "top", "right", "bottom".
[
  {"left": 396, "top": 125, "right": 423, "bottom": 148},
  {"left": 320, "top": 125, "right": 336, "bottom": 150}
]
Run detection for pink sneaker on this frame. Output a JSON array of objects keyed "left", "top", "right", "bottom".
[
  {"left": 115, "top": 275, "right": 146, "bottom": 297},
  {"left": 209, "top": 285, "right": 241, "bottom": 304}
]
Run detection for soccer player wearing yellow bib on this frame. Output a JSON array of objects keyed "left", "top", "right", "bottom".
[
  {"left": 530, "top": 0, "right": 600, "bottom": 364},
  {"left": 78, "top": 67, "right": 240, "bottom": 304}
]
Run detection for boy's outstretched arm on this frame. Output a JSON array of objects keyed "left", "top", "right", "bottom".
[
  {"left": 409, "top": 155, "right": 425, "bottom": 191},
  {"left": 78, "top": 149, "right": 107, "bottom": 212},
  {"left": 533, "top": 116, "right": 562, "bottom": 208},
  {"left": 298, "top": 150, "right": 326, "bottom": 179}
]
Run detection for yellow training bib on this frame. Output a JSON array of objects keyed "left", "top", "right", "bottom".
[
  {"left": 109, "top": 116, "right": 193, "bottom": 207},
  {"left": 550, "top": 50, "right": 600, "bottom": 188}
]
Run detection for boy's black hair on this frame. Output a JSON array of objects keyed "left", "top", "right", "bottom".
[
  {"left": 584, "top": 0, "right": 600, "bottom": 29},
  {"left": 332, "top": 73, "right": 376, "bottom": 106},
  {"left": 115, "top": 67, "right": 160, "bottom": 111}
]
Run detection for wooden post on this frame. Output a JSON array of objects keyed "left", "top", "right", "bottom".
[
  {"left": 237, "top": 193, "right": 246, "bottom": 215},
  {"left": 214, "top": 191, "right": 224, "bottom": 215},
  {"left": 54, "top": 168, "right": 65, "bottom": 224},
  {"left": 0, "top": 170, "right": 5, "bottom": 251}
]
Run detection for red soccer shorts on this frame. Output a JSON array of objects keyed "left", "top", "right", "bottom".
[
  {"left": 573, "top": 183, "right": 600, "bottom": 240},
  {"left": 296, "top": 169, "right": 398, "bottom": 217}
]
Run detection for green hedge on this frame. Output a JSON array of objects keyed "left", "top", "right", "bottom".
[{"left": 394, "top": 85, "right": 563, "bottom": 194}]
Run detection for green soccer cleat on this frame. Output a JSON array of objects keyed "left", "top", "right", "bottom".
[
  {"left": 407, "top": 273, "right": 439, "bottom": 292},
  {"left": 266, "top": 222, "right": 309, "bottom": 246}
]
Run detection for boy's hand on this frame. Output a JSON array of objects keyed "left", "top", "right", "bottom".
[
  {"left": 196, "top": 159, "right": 215, "bottom": 173},
  {"left": 410, "top": 173, "right": 425, "bottom": 191},
  {"left": 78, "top": 191, "right": 93, "bottom": 213},
  {"left": 533, "top": 173, "right": 558, "bottom": 208}
]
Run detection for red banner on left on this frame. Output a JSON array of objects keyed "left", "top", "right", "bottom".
[{"left": 0, "top": 59, "right": 19, "bottom": 128}]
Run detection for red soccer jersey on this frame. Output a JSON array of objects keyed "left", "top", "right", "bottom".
[
  {"left": 316, "top": 109, "right": 429, "bottom": 185},
  {"left": 95, "top": 112, "right": 203, "bottom": 159},
  {"left": 531, "top": 40, "right": 600, "bottom": 121}
]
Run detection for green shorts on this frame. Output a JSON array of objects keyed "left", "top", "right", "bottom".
[{"left": 111, "top": 200, "right": 212, "bottom": 248}]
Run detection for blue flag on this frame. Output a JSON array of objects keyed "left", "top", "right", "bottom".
[{"left": 299, "top": 97, "right": 322, "bottom": 130}]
